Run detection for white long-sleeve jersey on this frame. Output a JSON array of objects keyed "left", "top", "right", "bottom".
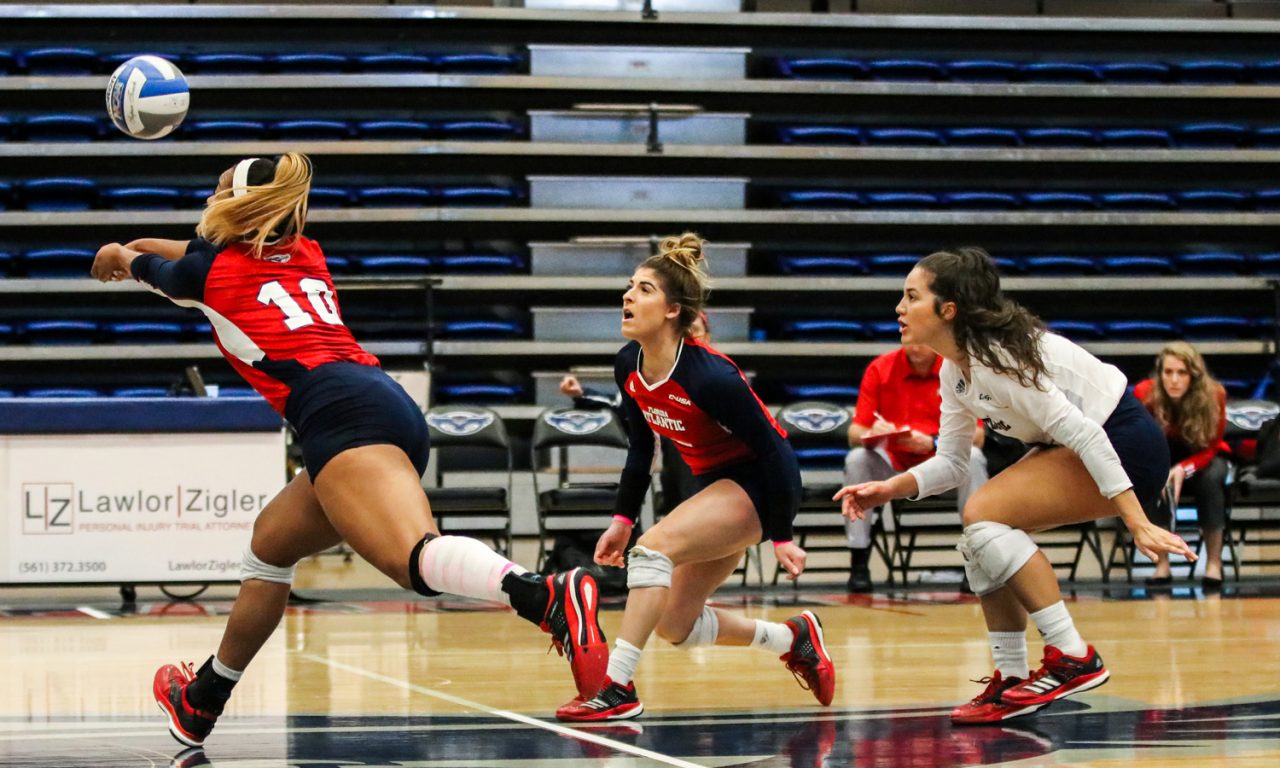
[{"left": 908, "top": 332, "right": 1132, "bottom": 501}]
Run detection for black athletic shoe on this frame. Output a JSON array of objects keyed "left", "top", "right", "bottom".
[
  {"left": 782, "top": 611, "right": 836, "bottom": 706},
  {"left": 154, "top": 662, "right": 218, "bottom": 747}
]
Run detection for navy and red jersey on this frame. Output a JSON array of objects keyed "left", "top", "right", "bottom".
[
  {"left": 613, "top": 337, "right": 800, "bottom": 542},
  {"left": 130, "top": 236, "right": 379, "bottom": 414}
]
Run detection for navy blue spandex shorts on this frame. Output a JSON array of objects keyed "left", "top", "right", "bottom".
[
  {"left": 284, "top": 361, "right": 429, "bottom": 480},
  {"left": 1102, "top": 390, "right": 1171, "bottom": 518},
  {"left": 692, "top": 453, "right": 800, "bottom": 541}
]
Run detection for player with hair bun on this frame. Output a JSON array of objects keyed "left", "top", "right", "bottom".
[
  {"left": 556, "top": 233, "right": 835, "bottom": 722},
  {"left": 91, "top": 152, "right": 606, "bottom": 746}
]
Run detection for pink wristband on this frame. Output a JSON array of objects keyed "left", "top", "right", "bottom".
[
  {"left": 772, "top": 540, "right": 793, "bottom": 548},
  {"left": 612, "top": 515, "right": 635, "bottom": 527}
]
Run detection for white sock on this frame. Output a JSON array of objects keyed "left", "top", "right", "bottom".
[
  {"left": 418, "top": 535, "right": 525, "bottom": 605},
  {"left": 988, "top": 630, "right": 1029, "bottom": 679},
  {"left": 605, "top": 639, "right": 644, "bottom": 686},
  {"left": 752, "top": 620, "right": 795, "bottom": 654},
  {"left": 211, "top": 656, "right": 243, "bottom": 682},
  {"left": 1029, "top": 600, "right": 1087, "bottom": 657}
]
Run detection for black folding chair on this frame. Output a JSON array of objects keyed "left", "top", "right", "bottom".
[{"left": 423, "top": 406, "right": 514, "bottom": 557}]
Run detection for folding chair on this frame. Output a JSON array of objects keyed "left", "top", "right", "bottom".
[{"left": 423, "top": 406, "right": 514, "bottom": 557}]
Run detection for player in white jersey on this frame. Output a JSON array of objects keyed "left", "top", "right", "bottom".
[{"left": 834, "top": 247, "right": 1194, "bottom": 724}]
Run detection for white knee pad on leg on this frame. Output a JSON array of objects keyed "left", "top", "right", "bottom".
[
  {"left": 240, "top": 545, "right": 295, "bottom": 585},
  {"left": 627, "top": 545, "right": 673, "bottom": 589},
  {"left": 956, "top": 521, "right": 1038, "bottom": 596},
  {"left": 672, "top": 605, "right": 718, "bottom": 650}
]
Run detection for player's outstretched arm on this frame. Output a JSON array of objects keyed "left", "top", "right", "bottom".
[{"left": 124, "top": 238, "right": 191, "bottom": 261}]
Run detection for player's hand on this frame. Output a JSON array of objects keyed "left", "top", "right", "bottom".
[
  {"left": 773, "top": 541, "right": 807, "bottom": 580},
  {"left": 91, "top": 243, "right": 131, "bottom": 282},
  {"left": 1129, "top": 521, "right": 1196, "bottom": 564},
  {"left": 833, "top": 481, "right": 896, "bottom": 521},
  {"left": 559, "top": 375, "right": 584, "bottom": 399},
  {"left": 594, "top": 520, "right": 631, "bottom": 568}
]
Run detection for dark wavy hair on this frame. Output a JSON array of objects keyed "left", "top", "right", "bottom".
[{"left": 917, "top": 247, "right": 1048, "bottom": 389}]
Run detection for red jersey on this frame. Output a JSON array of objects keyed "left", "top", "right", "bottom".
[
  {"left": 1133, "top": 378, "right": 1230, "bottom": 477},
  {"left": 130, "top": 236, "right": 379, "bottom": 414},
  {"left": 853, "top": 348, "right": 944, "bottom": 471}
]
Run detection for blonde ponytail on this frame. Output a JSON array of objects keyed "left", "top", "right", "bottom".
[{"left": 197, "top": 152, "right": 312, "bottom": 258}]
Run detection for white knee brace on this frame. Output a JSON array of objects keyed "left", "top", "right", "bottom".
[
  {"left": 956, "top": 521, "right": 1038, "bottom": 596},
  {"left": 240, "top": 545, "right": 296, "bottom": 585},
  {"left": 672, "top": 605, "right": 719, "bottom": 650},
  {"left": 627, "top": 545, "right": 673, "bottom": 589}
]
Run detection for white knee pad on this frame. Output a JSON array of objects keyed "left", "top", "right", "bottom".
[
  {"left": 627, "top": 545, "right": 673, "bottom": 589},
  {"left": 240, "top": 545, "right": 295, "bottom": 585},
  {"left": 956, "top": 521, "right": 1038, "bottom": 596},
  {"left": 672, "top": 605, "right": 719, "bottom": 650}
]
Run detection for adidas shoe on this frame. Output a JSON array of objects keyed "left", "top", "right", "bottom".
[
  {"left": 950, "top": 671, "right": 1047, "bottom": 725},
  {"left": 781, "top": 611, "right": 836, "bottom": 706},
  {"left": 1001, "top": 645, "right": 1109, "bottom": 707},
  {"left": 541, "top": 568, "right": 609, "bottom": 699},
  {"left": 555, "top": 677, "right": 644, "bottom": 722},
  {"left": 154, "top": 662, "right": 218, "bottom": 747}
]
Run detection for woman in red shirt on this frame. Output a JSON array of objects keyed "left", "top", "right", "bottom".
[{"left": 1134, "top": 341, "right": 1230, "bottom": 589}]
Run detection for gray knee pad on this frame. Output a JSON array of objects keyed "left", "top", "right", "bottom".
[
  {"left": 627, "top": 545, "right": 673, "bottom": 589},
  {"left": 671, "top": 605, "right": 719, "bottom": 650},
  {"left": 956, "top": 521, "right": 1037, "bottom": 596},
  {"left": 240, "top": 545, "right": 295, "bottom": 585}
]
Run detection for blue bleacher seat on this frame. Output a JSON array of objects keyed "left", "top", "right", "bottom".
[
  {"left": 25, "top": 388, "right": 101, "bottom": 398},
  {"left": 24, "top": 115, "right": 100, "bottom": 142},
  {"left": 354, "top": 187, "right": 433, "bottom": 208},
  {"left": 1173, "top": 60, "right": 1246, "bottom": 84},
  {"left": 1047, "top": 320, "right": 1105, "bottom": 340},
  {"left": 865, "top": 191, "right": 937, "bottom": 209},
  {"left": 190, "top": 322, "right": 212, "bottom": 336},
  {"left": 945, "top": 60, "right": 1019, "bottom": 82},
  {"left": 776, "top": 190, "right": 862, "bottom": 209},
  {"left": 325, "top": 255, "right": 351, "bottom": 273},
  {"left": 777, "top": 126, "right": 862, "bottom": 145},
  {"left": 1105, "top": 320, "right": 1178, "bottom": 339},
  {"left": 436, "top": 120, "right": 522, "bottom": 140},
  {"left": 438, "top": 320, "right": 524, "bottom": 338},
  {"left": 941, "top": 191, "right": 1020, "bottom": 210},
  {"left": 1020, "top": 127, "right": 1096, "bottom": 148},
  {"left": 22, "top": 320, "right": 99, "bottom": 345},
  {"left": 775, "top": 58, "right": 866, "bottom": 80},
  {"left": 272, "top": 53, "right": 349, "bottom": 73},
  {"left": 1181, "top": 316, "right": 1254, "bottom": 339},
  {"left": 1021, "top": 62, "right": 1100, "bottom": 83},
  {"left": 1022, "top": 192, "right": 1097, "bottom": 210},
  {"left": 776, "top": 255, "right": 867, "bottom": 275},
  {"left": 21, "top": 48, "right": 98, "bottom": 75},
  {"left": 867, "top": 254, "right": 920, "bottom": 274},
  {"left": 101, "top": 186, "right": 183, "bottom": 211},
  {"left": 1253, "top": 126, "right": 1280, "bottom": 149},
  {"left": 356, "top": 120, "right": 433, "bottom": 140},
  {"left": 0, "top": 50, "right": 14, "bottom": 75},
  {"left": 945, "top": 127, "right": 1020, "bottom": 147},
  {"left": 0, "top": 251, "right": 10, "bottom": 277},
  {"left": 865, "top": 127, "right": 945, "bottom": 147},
  {"left": 111, "top": 387, "right": 170, "bottom": 398},
  {"left": 107, "top": 322, "right": 185, "bottom": 343},
  {"left": 1176, "top": 190, "right": 1249, "bottom": 211},
  {"left": 434, "top": 53, "right": 521, "bottom": 74},
  {"left": 990, "top": 256, "right": 1021, "bottom": 273},
  {"left": 1097, "top": 62, "right": 1170, "bottom": 84},
  {"left": 793, "top": 447, "right": 849, "bottom": 468},
  {"left": 0, "top": 182, "right": 9, "bottom": 211},
  {"left": 22, "top": 248, "right": 94, "bottom": 277},
  {"left": 1097, "top": 129, "right": 1173, "bottom": 149},
  {"left": 1255, "top": 253, "right": 1280, "bottom": 276},
  {"left": 0, "top": 322, "right": 11, "bottom": 341},
  {"left": 435, "top": 254, "right": 524, "bottom": 273},
  {"left": 436, "top": 384, "right": 524, "bottom": 403},
  {"left": 783, "top": 384, "right": 859, "bottom": 401},
  {"left": 1176, "top": 252, "right": 1247, "bottom": 274},
  {"left": 99, "top": 52, "right": 181, "bottom": 71},
  {"left": 867, "top": 320, "right": 904, "bottom": 339},
  {"left": 438, "top": 186, "right": 521, "bottom": 206},
  {"left": 1100, "top": 192, "right": 1176, "bottom": 211},
  {"left": 1253, "top": 60, "right": 1280, "bottom": 85},
  {"left": 866, "top": 59, "right": 946, "bottom": 82},
  {"left": 1254, "top": 189, "right": 1280, "bottom": 211},
  {"left": 215, "top": 387, "right": 261, "bottom": 398},
  {"left": 183, "top": 120, "right": 268, "bottom": 141},
  {"left": 1174, "top": 122, "right": 1248, "bottom": 148},
  {"left": 781, "top": 320, "right": 867, "bottom": 340},
  {"left": 1218, "top": 379, "right": 1255, "bottom": 398},
  {"left": 355, "top": 255, "right": 432, "bottom": 274},
  {"left": 0, "top": 390, "right": 13, "bottom": 398},
  {"left": 1101, "top": 255, "right": 1175, "bottom": 275},
  {"left": 272, "top": 120, "right": 351, "bottom": 141},
  {"left": 1023, "top": 255, "right": 1099, "bottom": 275},
  {"left": 20, "top": 178, "right": 97, "bottom": 211},
  {"left": 0, "top": 116, "right": 10, "bottom": 141},
  {"left": 307, "top": 186, "right": 351, "bottom": 208},
  {"left": 355, "top": 53, "right": 435, "bottom": 73},
  {"left": 188, "top": 53, "right": 266, "bottom": 74}
]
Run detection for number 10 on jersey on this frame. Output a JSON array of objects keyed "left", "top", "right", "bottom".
[{"left": 257, "top": 278, "right": 344, "bottom": 330}]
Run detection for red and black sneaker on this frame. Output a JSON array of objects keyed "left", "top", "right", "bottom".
[
  {"left": 781, "top": 611, "right": 836, "bottom": 706},
  {"left": 555, "top": 677, "right": 644, "bottom": 722},
  {"left": 950, "top": 671, "right": 1047, "bottom": 725},
  {"left": 1001, "top": 645, "right": 1109, "bottom": 708},
  {"left": 541, "top": 568, "right": 609, "bottom": 699},
  {"left": 154, "top": 662, "right": 218, "bottom": 747}
]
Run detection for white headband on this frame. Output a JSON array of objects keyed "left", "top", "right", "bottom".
[{"left": 231, "top": 158, "right": 261, "bottom": 198}]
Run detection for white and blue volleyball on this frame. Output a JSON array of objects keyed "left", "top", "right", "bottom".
[{"left": 105, "top": 56, "right": 189, "bottom": 140}]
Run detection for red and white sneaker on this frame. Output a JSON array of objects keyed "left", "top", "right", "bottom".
[
  {"left": 154, "top": 662, "right": 218, "bottom": 747},
  {"left": 950, "top": 671, "right": 1047, "bottom": 725},
  {"left": 1001, "top": 645, "right": 1109, "bottom": 708},
  {"left": 541, "top": 568, "right": 609, "bottom": 700},
  {"left": 555, "top": 677, "right": 644, "bottom": 722},
  {"left": 781, "top": 611, "right": 836, "bottom": 706}
]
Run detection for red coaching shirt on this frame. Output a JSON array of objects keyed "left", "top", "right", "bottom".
[
  {"left": 854, "top": 348, "right": 944, "bottom": 471},
  {"left": 130, "top": 236, "right": 379, "bottom": 414}
]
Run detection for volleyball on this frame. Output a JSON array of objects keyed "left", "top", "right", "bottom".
[{"left": 105, "top": 55, "right": 189, "bottom": 140}]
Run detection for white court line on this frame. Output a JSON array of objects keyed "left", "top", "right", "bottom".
[
  {"left": 301, "top": 653, "right": 707, "bottom": 768},
  {"left": 75, "top": 606, "right": 115, "bottom": 620}
]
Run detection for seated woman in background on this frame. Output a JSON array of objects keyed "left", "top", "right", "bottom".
[{"left": 1134, "top": 341, "right": 1231, "bottom": 589}]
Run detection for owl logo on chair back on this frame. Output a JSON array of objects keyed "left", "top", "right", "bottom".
[
  {"left": 427, "top": 410, "right": 495, "bottom": 437},
  {"left": 544, "top": 409, "right": 612, "bottom": 435},
  {"left": 782, "top": 404, "right": 850, "bottom": 435}
]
